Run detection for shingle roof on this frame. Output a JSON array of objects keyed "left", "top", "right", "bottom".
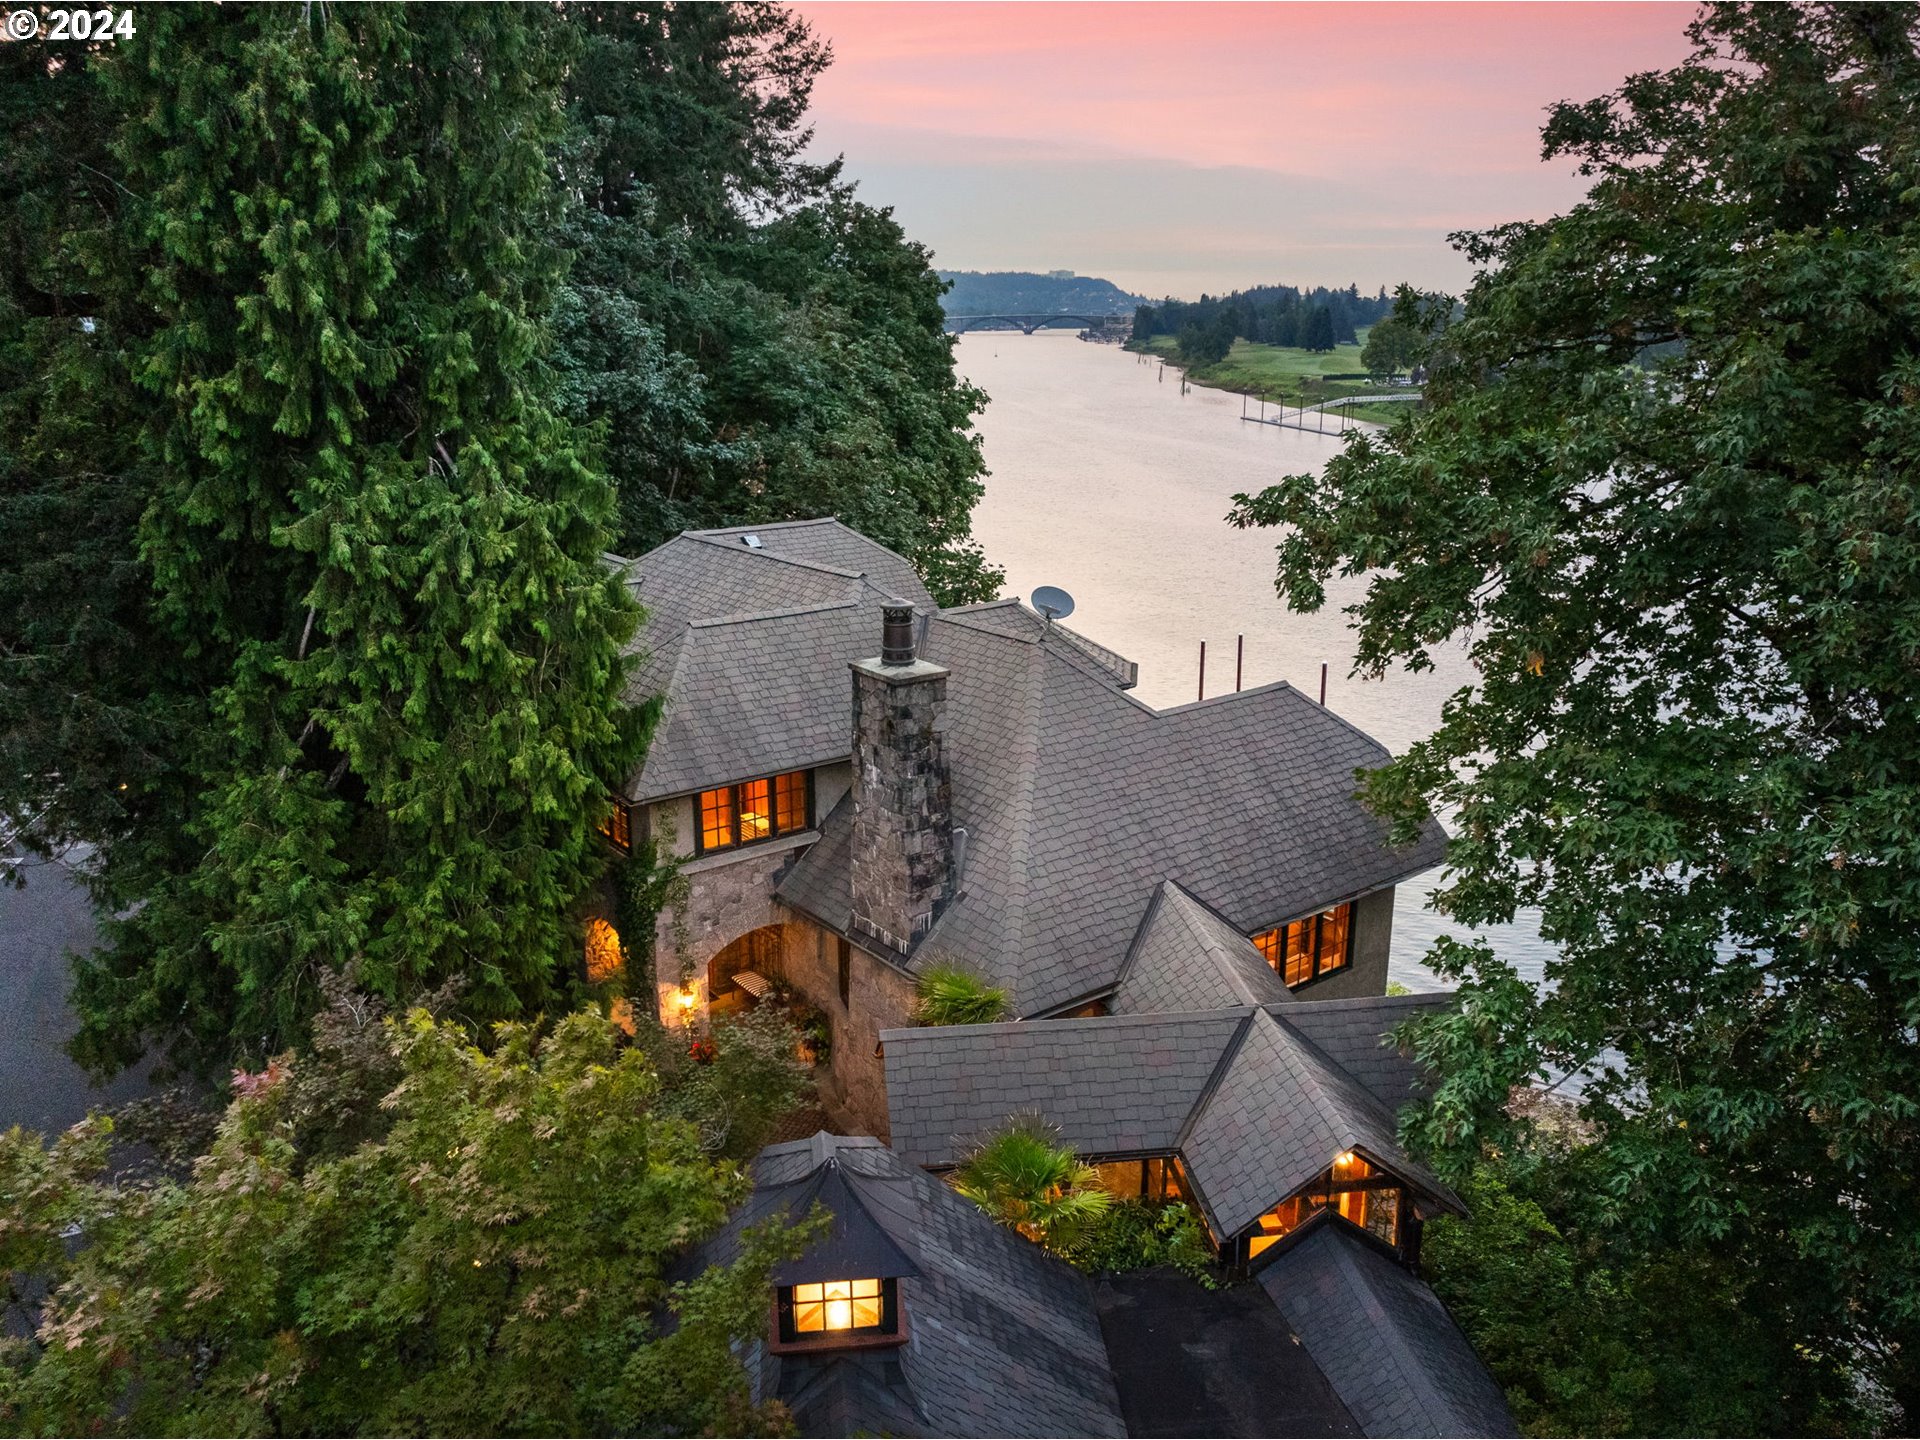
[
  {"left": 1257, "top": 1222, "right": 1518, "bottom": 1438},
  {"left": 882, "top": 1005, "right": 1459, "bottom": 1241},
  {"left": 614, "top": 520, "right": 933, "bottom": 801},
  {"left": 687, "top": 1133, "right": 1126, "bottom": 1439},
  {"left": 1181, "top": 1008, "right": 1453, "bottom": 1237},
  {"left": 781, "top": 610, "right": 1447, "bottom": 1016},
  {"left": 1274, "top": 993, "right": 1452, "bottom": 1111},
  {"left": 634, "top": 595, "right": 893, "bottom": 802},
  {"left": 1111, "top": 882, "right": 1293, "bottom": 1015},
  {"left": 884, "top": 1012, "right": 1248, "bottom": 1167}
]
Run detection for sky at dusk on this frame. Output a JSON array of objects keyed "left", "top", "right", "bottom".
[{"left": 793, "top": 2, "right": 1698, "bottom": 299}]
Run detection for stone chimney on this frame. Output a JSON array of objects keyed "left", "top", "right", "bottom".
[{"left": 848, "top": 605, "right": 954, "bottom": 955}]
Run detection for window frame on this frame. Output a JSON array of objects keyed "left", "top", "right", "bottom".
[
  {"left": 596, "top": 799, "right": 632, "bottom": 854},
  {"left": 773, "top": 1276, "right": 901, "bottom": 1348},
  {"left": 692, "top": 769, "right": 814, "bottom": 857},
  {"left": 1251, "top": 900, "right": 1355, "bottom": 989}
]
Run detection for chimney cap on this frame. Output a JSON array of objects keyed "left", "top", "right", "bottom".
[{"left": 881, "top": 604, "right": 917, "bottom": 666}]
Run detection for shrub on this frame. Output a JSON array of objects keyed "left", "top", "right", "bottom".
[
  {"left": 914, "top": 962, "right": 1010, "bottom": 1026},
  {"left": 952, "top": 1113, "right": 1111, "bottom": 1251},
  {"left": 1065, "top": 1199, "right": 1217, "bottom": 1288}
]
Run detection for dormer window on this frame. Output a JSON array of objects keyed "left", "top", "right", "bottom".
[
  {"left": 773, "top": 1277, "right": 902, "bottom": 1348},
  {"left": 1252, "top": 901, "right": 1353, "bottom": 987},
  {"left": 695, "top": 770, "right": 811, "bottom": 855}
]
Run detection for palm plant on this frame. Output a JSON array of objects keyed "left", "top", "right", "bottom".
[
  {"left": 952, "top": 1113, "right": 1112, "bottom": 1251},
  {"left": 913, "top": 961, "right": 1011, "bottom": 1026}
]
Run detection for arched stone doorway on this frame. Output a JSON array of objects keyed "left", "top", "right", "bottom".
[{"left": 708, "top": 925, "right": 786, "bottom": 1019}]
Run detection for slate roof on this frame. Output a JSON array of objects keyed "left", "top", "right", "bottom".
[
  {"left": 1257, "top": 1222, "right": 1518, "bottom": 1438},
  {"left": 883, "top": 1006, "right": 1460, "bottom": 1242},
  {"left": 684, "top": 1133, "right": 1126, "bottom": 1439},
  {"left": 1111, "top": 882, "right": 1293, "bottom": 1015},
  {"left": 614, "top": 521, "right": 933, "bottom": 801},
  {"left": 1275, "top": 993, "right": 1453, "bottom": 1111},
  {"left": 780, "top": 606, "right": 1447, "bottom": 1016}
]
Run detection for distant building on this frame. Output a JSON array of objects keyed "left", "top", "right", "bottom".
[{"left": 1048, "top": 268, "right": 1075, "bottom": 279}]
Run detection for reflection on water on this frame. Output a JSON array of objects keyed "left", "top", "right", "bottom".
[{"left": 958, "top": 331, "right": 1554, "bottom": 992}]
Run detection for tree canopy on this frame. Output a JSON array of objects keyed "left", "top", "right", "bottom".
[
  {"left": 0, "top": 992, "right": 816, "bottom": 1436},
  {"left": 0, "top": 2, "right": 1002, "bottom": 1078},
  {"left": 1231, "top": 3, "right": 1920, "bottom": 1420},
  {"left": 550, "top": 3, "right": 1001, "bottom": 604}
]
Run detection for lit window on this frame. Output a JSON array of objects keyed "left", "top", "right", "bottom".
[
  {"left": 693, "top": 771, "right": 812, "bottom": 854},
  {"left": 792, "top": 1278, "right": 883, "bottom": 1333},
  {"left": 777, "top": 1277, "right": 900, "bottom": 1346},
  {"left": 585, "top": 919, "right": 623, "bottom": 985},
  {"left": 698, "top": 785, "right": 734, "bottom": 853},
  {"left": 596, "top": 800, "right": 631, "bottom": 853},
  {"left": 1242, "top": 1152, "right": 1405, "bottom": 1260},
  {"left": 738, "top": 777, "right": 773, "bottom": 843},
  {"left": 774, "top": 769, "right": 807, "bottom": 833},
  {"left": 1251, "top": 901, "right": 1354, "bottom": 988}
]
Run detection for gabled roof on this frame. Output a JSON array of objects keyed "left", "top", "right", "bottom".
[
  {"left": 1257, "top": 1223, "right": 1518, "bottom": 1438},
  {"left": 1111, "top": 882, "right": 1293, "bottom": 1015},
  {"left": 614, "top": 520, "right": 934, "bottom": 801},
  {"left": 1182, "top": 1008, "right": 1450, "bottom": 1237},
  {"left": 685, "top": 1133, "right": 1126, "bottom": 1439},
  {"left": 882, "top": 1006, "right": 1459, "bottom": 1241},
  {"left": 780, "top": 607, "right": 1447, "bottom": 1016}
]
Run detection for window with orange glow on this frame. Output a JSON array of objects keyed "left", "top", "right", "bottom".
[
  {"left": 693, "top": 771, "right": 812, "bottom": 854},
  {"left": 698, "top": 785, "right": 734, "bottom": 853},
  {"left": 1242, "top": 1152, "right": 1404, "bottom": 1260},
  {"left": 595, "top": 801, "right": 631, "bottom": 853},
  {"left": 774, "top": 769, "right": 807, "bottom": 834},
  {"left": 1250, "top": 901, "right": 1354, "bottom": 988},
  {"left": 776, "top": 1277, "right": 899, "bottom": 1345},
  {"left": 585, "top": 919, "right": 623, "bottom": 985}
]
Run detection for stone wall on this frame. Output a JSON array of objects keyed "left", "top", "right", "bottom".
[
  {"left": 848, "top": 658, "right": 953, "bottom": 956},
  {"left": 1293, "top": 885, "right": 1396, "bottom": 1002},
  {"left": 776, "top": 916, "right": 918, "bottom": 1140},
  {"left": 647, "top": 813, "right": 815, "bottom": 1023}
]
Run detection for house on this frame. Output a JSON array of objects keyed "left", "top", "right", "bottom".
[
  {"left": 602, "top": 519, "right": 1445, "bottom": 1137},
  {"left": 602, "top": 520, "right": 1512, "bottom": 1436},
  {"left": 683, "top": 1131, "right": 1514, "bottom": 1439}
]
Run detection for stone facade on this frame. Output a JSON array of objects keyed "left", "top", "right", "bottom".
[
  {"left": 776, "top": 918, "right": 919, "bottom": 1139},
  {"left": 848, "top": 655, "right": 954, "bottom": 957},
  {"left": 1292, "top": 886, "right": 1396, "bottom": 1002}
]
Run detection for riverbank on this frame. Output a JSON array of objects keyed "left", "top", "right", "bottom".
[{"left": 1128, "top": 333, "right": 1416, "bottom": 420}]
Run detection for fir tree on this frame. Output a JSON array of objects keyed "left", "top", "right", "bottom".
[{"left": 60, "top": 5, "right": 645, "bottom": 1073}]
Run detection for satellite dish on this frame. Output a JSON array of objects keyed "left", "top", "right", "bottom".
[{"left": 1030, "top": 585, "right": 1075, "bottom": 621}]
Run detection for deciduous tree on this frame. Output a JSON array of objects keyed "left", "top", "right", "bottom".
[
  {"left": 0, "top": 1002, "right": 817, "bottom": 1436},
  {"left": 1232, "top": 2, "right": 1920, "bottom": 1418}
]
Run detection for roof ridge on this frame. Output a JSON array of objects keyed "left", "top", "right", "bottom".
[
  {"left": 1167, "top": 884, "right": 1284, "bottom": 1007},
  {"left": 683, "top": 529, "right": 870, "bottom": 584},
  {"left": 1313, "top": 1225, "right": 1463, "bottom": 1427},
  {"left": 967, "top": 637, "right": 1046, "bottom": 1012},
  {"left": 684, "top": 597, "right": 863, "bottom": 629},
  {"left": 1175, "top": 1008, "right": 1258, "bottom": 1151},
  {"left": 1110, "top": 882, "right": 1174, "bottom": 999}
]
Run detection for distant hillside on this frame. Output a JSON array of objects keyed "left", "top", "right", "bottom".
[{"left": 937, "top": 270, "right": 1145, "bottom": 317}]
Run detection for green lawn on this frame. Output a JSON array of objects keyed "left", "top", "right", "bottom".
[{"left": 1130, "top": 332, "right": 1400, "bottom": 408}]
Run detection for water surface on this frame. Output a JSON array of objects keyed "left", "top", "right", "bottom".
[{"left": 958, "top": 331, "right": 1552, "bottom": 991}]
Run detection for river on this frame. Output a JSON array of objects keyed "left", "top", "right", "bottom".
[{"left": 957, "top": 330, "right": 1553, "bottom": 992}]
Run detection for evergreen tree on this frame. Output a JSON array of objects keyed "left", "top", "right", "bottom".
[
  {"left": 53, "top": 5, "right": 645, "bottom": 1074},
  {"left": 1302, "top": 306, "right": 1338, "bottom": 352},
  {"left": 550, "top": 2, "right": 1000, "bottom": 605}
]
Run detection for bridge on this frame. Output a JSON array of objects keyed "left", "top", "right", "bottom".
[{"left": 943, "top": 312, "right": 1131, "bottom": 336}]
